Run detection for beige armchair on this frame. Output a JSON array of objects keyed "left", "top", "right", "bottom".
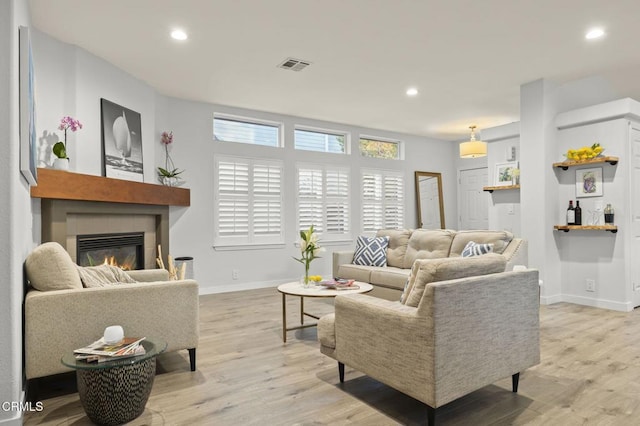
[
  {"left": 318, "top": 256, "right": 540, "bottom": 425},
  {"left": 24, "top": 242, "right": 199, "bottom": 380}
]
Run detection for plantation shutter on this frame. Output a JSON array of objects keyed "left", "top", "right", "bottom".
[
  {"left": 362, "top": 170, "right": 404, "bottom": 232},
  {"left": 297, "top": 165, "right": 350, "bottom": 240},
  {"left": 215, "top": 157, "right": 284, "bottom": 246}
]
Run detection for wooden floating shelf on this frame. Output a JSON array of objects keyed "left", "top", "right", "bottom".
[
  {"left": 552, "top": 156, "right": 619, "bottom": 170},
  {"left": 483, "top": 185, "right": 520, "bottom": 193},
  {"left": 554, "top": 225, "right": 617, "bottom": 234},
  {"left": 30, "top": 168, "right": 190, "bottom": 206}
]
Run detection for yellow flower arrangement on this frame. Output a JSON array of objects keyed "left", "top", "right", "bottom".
[{"left": 565, "top": 143, "right": 604, "bottom": 161}]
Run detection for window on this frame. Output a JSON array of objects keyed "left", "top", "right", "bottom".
[
  {"left": 359, "top": 137, "right": 401, "bottom": 160},
  {"left": 214, "top": 156, "right": 284, "bottom": 247},
  {"left": 361, "top": 169, "right": 404, "bottom": 232},
  {"left": 294, "top": 128, "right": 347, "bottom": 154},
  {"left": 213, "top": 114, "right": 281, "bottom": 147},
  {"left": 297, "top": 165, "right": 350, "bottom": 241}
]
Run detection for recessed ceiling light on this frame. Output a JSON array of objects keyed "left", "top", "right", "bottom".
[
  {"left": 406, "top": 88, "right": 418, "bottom": 96},
  {"left": 585, "top": 28, "right": 605, "bottom": 40},
  {"left": 171, "top": 29, "right": 188, "bottom": 41}
]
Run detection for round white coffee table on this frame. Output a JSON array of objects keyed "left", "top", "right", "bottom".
[{"left": 277, "top": 281, "right": 373, "bottom": 342}]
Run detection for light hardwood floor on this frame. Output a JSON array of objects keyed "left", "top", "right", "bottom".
[{"left": 24, "top": 288, "right": 640, "bottom": 425}]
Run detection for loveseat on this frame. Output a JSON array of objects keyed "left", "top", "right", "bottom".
[
  {"left": 333, "top": 229, "right": 527, "bottom": 300},
  {"left": 319, "top": 255, "right": 540, "bottom": 425},
  {"left": 24, "top": 242, "right": 199, "bottom": 380}
]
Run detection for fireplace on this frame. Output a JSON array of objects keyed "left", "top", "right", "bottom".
[{"left": 77, "top": 232, "right": 145, "bottom": 270}]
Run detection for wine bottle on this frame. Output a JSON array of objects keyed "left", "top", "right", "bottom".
[
  {"left": 604, "top": 203, "right": 614, "bottom": 224},
  {"left": 575, "top": 200, "right": 582, "bottom": 225},
  {"left": 566, "top": 200, "right": 575, "bottom": 225}
]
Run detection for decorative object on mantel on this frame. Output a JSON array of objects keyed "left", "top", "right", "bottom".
[
  {"left": 52, "top": 116, "right": 83, "bottom": 171},
  {"left": 156, "top": 245, "right": 186, "bottom": 280},
  {"left": 293, "top": 225, "right": 324, "bottom": 288},
  {"left": 564, "top": 143, "right": 604, "bottom": 161},
  {"left": 100, "top": 98, "right": 144, "bottom": 182},
  {"left": 157, "top": 131, "right": 185, "bottom": 187}
]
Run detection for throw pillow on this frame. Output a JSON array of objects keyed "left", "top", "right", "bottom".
[
  {"left": 76, "top": 264, "right": 138, "bottom": 288},
  {"left": 25, "top": 242, "right": 83, "bottom": 291},
  {"left": 352, "top": 235, "right": 390, "bottom": 267},
  {"left": 461, "top": 241, "right": 494, "bottom": 258}
]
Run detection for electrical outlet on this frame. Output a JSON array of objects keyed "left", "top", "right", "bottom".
[
  {"left": 232, "top": 269, "right": 239, "bottom": 280},
  {"left": 586, "top": 279, "right": 596, "bottom": 292}
]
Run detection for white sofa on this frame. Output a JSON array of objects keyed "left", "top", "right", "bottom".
[
  {"left": 24, "top": 242, "right": 199, "bottom": 380},
  {"left": 333, "top": 229, "right": 527, "bottom": 300}
]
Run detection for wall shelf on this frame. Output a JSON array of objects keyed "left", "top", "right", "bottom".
[
  {"left": 483, "top": 184, "right": 520, "bottom": 193},
  {"left": 552, "top": 156, "right": 619, "bottom": 170},
  {"left": 554, "top": 225, "right": 618, "bottom": 234}
]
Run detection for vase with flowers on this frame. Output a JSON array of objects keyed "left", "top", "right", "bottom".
[
  {"left": 52, "top": 116, "right": 82, "bottom": 170},
  {"left": 293, "top": 225, "right": 325, "bottom": 287},
  {"left": 157, "top": 131, "right": 184, "bottom": 186}
]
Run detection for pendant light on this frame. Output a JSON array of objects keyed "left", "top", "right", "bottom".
[{"left": 459, "top": 125, "right": 487, "bottom": 158}]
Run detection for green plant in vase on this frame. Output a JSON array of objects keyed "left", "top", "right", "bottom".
[{"left": 293, "top": 225, "right": 324, "bottom": 287}]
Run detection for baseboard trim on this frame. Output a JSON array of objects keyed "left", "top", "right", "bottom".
[
  {"left": 560, "top": 294, "right": 633, "bottom": 312},
  {"left": 199, "top": 279, "right": 290, "bottom": 295}
]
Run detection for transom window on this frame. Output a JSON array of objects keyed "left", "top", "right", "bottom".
[
  {"left": 361, "top": 169, "right": 404, "bottom": 232},
  {"left": 214, "top": 156, "right": 284, "bottom": 247},
  {"left": 359, "top": 137, "right": 401, "bottom": 160},
  {"left": 214, "top": 114, "right": 282, "bottom": 147},
  {"left": 294, "top": 127, "right": 348, "bottom": 154},
  {"left": 297, "top": 164, "right": 350, "bottom": 240}
]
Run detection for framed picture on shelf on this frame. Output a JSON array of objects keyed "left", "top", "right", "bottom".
[
  {"left": 100, "top": 98, "right": 144, "bottom": 182},
  {"left": 494, "top": 161, "right": 518, "bottom": 187},
  {"left": 576, "top": 167, "right": 603, "bottom": 198},
  {"left": 19, "top": 26, "right": 38, "bottom": 186}
]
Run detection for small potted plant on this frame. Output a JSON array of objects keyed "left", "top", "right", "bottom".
[
  {"left": 157, "top": 131, "right": 184, "bottom": 186},
  {"left": 52, "top": 116, "right": 82, "bottom": 170}
]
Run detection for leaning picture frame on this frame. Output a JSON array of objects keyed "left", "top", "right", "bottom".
[
  {"left": 576, "top": 167, "right": 603, "bottom": 198},
  {"left": 19, "top": 26, "right": 38, "bottom": 186},
  {"left": 494, "top": 161, "right": 518, "bottom": 187},
  {"left": 100, "top": 98, "right": 144, "bottom": 182}
]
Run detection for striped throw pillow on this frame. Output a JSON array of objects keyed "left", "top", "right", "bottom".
[{"left": 461, "top": 241, "right": 494, "bottom": 257}]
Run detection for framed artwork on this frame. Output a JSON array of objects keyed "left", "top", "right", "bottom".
[
  {"left": 576, "top": 167, "right": 603, "bottom": 198},
  {"left": 100, "top": 98, "right": 144, "bottom": 182},
  {"left": 19, "top": 26, "right": 38, "bottom": 186},
  {"left": 494, "top": 161, "right": 518, "bottom": 186}
]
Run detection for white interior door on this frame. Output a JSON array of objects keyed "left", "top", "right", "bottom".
[
  {"left": 459, "top": 168, "right": 488, "bottom": 230},
  {"left": 630, "top": 126, "right": 640, "bottom": 307}
]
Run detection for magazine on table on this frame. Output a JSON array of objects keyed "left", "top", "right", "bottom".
[
  {"left": 319, "top": 279, "right": 359, "bottom": 290},
  {"left": 74, "top": 336, "right": 146, "bottom": 361}
]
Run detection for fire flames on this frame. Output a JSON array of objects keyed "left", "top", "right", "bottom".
[{"left": 102, "top": 256, "right": 135, "bottom": 271}]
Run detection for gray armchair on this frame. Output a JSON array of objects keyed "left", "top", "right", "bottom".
[{"left": 318, "top": 256, "right": 540, "bottom": 425}]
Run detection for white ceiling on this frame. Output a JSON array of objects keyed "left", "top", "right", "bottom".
[{"left": 28, "top": 0, "right": 640, "bottom": 141}]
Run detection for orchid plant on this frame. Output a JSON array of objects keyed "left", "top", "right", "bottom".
[
  {"left": 157, "top": 131, "right": 184, "bottom": 178},
  {"left": 293, "top": 225, "right": 325, "bottom": 285},
  {"left": 53, "top": 116, "right": 82, "bottom": 159}
]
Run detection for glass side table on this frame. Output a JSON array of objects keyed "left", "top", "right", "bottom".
[{"left": 61, "top": 337, "right": 166, "bottom": 426}]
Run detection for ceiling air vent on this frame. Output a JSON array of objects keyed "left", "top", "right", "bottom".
[{"left": 277, "top": 57, "right": 311, "bottom": 72}]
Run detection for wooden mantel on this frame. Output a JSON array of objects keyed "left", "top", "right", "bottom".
[{"left": 30, "top": 168, "right": 190, "bottom": 206}]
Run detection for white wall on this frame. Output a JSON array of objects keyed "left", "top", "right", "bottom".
[
  {"left": 2, "top": 0, "right": 38, "bottom": 424},
  {"left": 30, "top": 30, "right": 458, "bottom": 294},
  {"left": 483, "top": 122, "right": 521, "bottom": 235},
  {"left": 164, "top": 98, "right": 458, "bottom": 293}
]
